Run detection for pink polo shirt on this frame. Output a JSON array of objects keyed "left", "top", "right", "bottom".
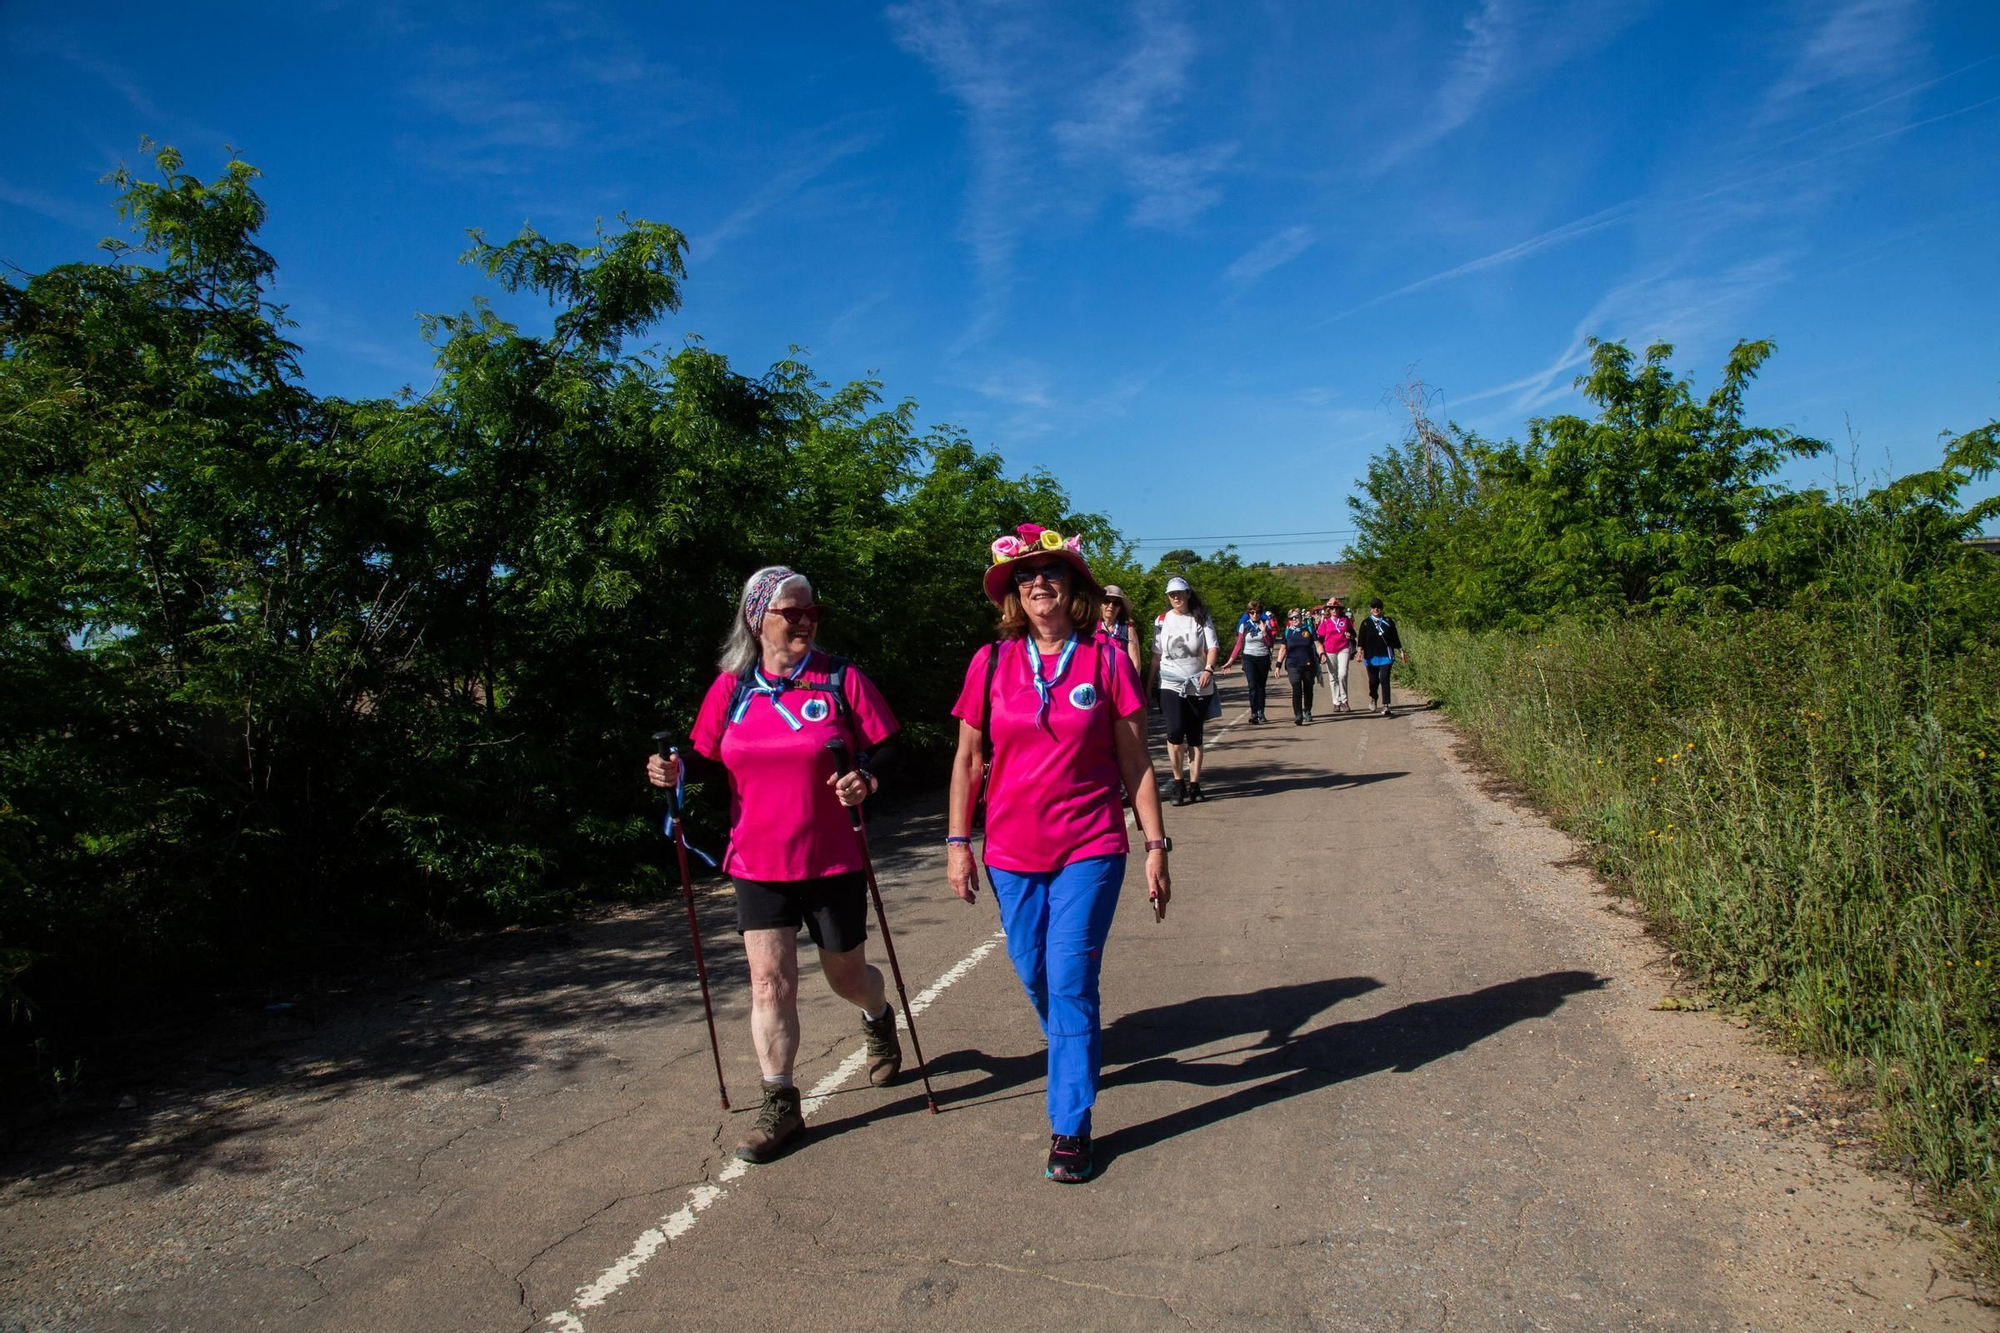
[
  {"left": 1320, "top": 616, "right": 1351, "bottom": 654},
  {"left": 690, "top": 652, "right": 900, "bottom": 882},
  {"left": 951, "top": 633, "right": 1145, "bottom": 874}
]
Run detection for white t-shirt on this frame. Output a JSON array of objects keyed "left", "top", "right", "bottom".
[
  {"left": 1154, "top": 611, "right": 1220, "bottom": 696},
  {"left": 1237, "top": 612, "right": 1274, "bottom": 657}
]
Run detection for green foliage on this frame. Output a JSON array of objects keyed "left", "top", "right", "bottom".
[
  {"left": 1406, "top": 605, "right": 2000, "bottom": 1258},
  {"left": 1362, "top": 335, "right": 2000, "bottom": 1257},
  {"left": 0, "top": 146, "right": 1099, "bottom": 1070},
  {"left": 1350, "top": 339, "right": 1837, "bottom": 624}
]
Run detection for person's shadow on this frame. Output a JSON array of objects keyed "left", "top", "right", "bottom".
[{"left": 1093, "top": 970, "right": 1605, "bottom": 1168}]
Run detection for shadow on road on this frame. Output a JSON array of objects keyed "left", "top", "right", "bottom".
[
  {"left": 1092, "top": 969, "right": 1606, "bottom": 1171},
  {"left": 1197, "top": 767, "right": 1408, "bottom": 802},
  {"left": 0, "top": 820, "right": 965, "bottom": 1194}
]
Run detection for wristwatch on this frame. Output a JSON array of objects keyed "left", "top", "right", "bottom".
[{"left": 1144, "top": 837, "right": 1172, "bottom": 853}]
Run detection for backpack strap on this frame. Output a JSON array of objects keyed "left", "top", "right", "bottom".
[
  {"left": 726, "top": 653, "right": 852, "bottom": 732},
  {"left": 979, "top": 640, "right": 1003, "bottom": 764}
]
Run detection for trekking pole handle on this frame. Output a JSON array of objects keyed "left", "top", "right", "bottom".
[
  {"left": 653, "top": 731, "right": 684, "bottom": 816},
  {"left": 825, "top": 738, "right": 864, "bottom": 830}
]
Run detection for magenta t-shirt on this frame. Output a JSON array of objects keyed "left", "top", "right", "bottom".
[
  {"left": 1320, "top": 617, "right": 1351, "bottom": 654},
  {"left": 951, "top": 633, "right": 1145, "bottom": 874},
  {"left": 690, "top": 652, "right": 900, "bottom": 882}
]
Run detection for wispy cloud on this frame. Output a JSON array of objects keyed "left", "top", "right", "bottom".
[
  {"left": 886, "top": 0, "right": 1042, "bottom": 348},
  {"left": 1763, "top": 0, "right": 1922, "bottom": 116},
  {"left": 55, "top": 47, "right": 166, "bottom": 123},
  {"left": 1319, "top": 200, "right": 1637, "bottom": 326},
  {"left": 0, "top": 177, "right": 107, "bottom": 232},
  {"left": 689, "top": 132, "right": 882, "bottom": 264},
  {"left": 391, "top": 10, "right": 700, "bottom": 181},
  {"left": 1224, "top": 224, "right": 1315, "bottom": 287},
  {"left": 889, "top": 0, "right": 1236, "bottom": 348},
  {"left": 1460, "top": 252, "right": 1796, "bottom": 422},
  {"left": 1385, "top": 0, "right": 1519, "bottom": 164},
  {"left": 1376, "top": 0, "right": 1653, "bottom": 170},
  {"left": 1052, "top": 0, "right": 1234, "bottom": 228}
]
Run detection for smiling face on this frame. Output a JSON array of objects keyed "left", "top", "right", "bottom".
[
  {"left": 1012, "top": 558, "right": 1069, "bottom": 610},
  {"left": 760, "top": 583, "right": 818, "bottom": 666}
]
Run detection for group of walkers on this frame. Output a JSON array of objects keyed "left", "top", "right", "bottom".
[
  {"left": 1216, "top": 594, "right": 1407, "bottom": 726},
  {"left": 643, "top": 524, "right": 1401, "bottom": 1185}
]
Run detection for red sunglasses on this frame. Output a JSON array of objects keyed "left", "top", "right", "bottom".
[{"left": 765, "top": 604, "right": 823, "bottom": 626}]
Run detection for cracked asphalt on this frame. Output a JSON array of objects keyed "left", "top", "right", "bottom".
[{"left": 1, "top": 680, "right": 1991, "bottom": 1331}]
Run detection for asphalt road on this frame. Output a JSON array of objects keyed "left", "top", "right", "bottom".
[{"left": 1, "top": 678, "right": 1990, "bottom": 1331}]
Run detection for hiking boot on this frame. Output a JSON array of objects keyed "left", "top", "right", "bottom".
[
  {"left": 1171, "top": 778, "right": 1187, "bottom": 807},
  {"left": 862, "top": 1006, "right": 902, "bottom": 1086},
  {"left": 1188, "top": 782, "right": 1205, "bottom": 803},
  {"left": 1046, "top": 1133, "right": 1094, "bottom": 1183},
  {"left": 735, "top": 1084, "right": 804, "bottom": 1164}
]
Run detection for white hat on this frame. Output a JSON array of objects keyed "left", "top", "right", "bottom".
[{"left": 1165, "top": 576, "right": 1191, "bottom": 593}]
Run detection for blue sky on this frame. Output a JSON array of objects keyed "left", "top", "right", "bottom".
[{"left": 4, "top": 0, "right": 1997, "bottom": 564}]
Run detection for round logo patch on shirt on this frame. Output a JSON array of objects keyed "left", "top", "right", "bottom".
[
  {"left": 1068, "top": 682, "right": 1099, "bottom": 710},
  {"left": 799, "top": 697, "right": 831, "bottom": 724}
]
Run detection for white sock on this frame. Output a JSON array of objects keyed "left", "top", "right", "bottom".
[
  {"left": 762, "top": 1074, "right": 794, "bottom": 1090},
  {"left": 865, "top": 1004, "right": 891, "bottom": 1023}
]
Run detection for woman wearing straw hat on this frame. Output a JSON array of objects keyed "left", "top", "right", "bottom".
[
  {"left": 946, "top": 523, "right": 1172, "bottom": 1184},
  {"left": 645, "top": 566, "right": 904, "bottom": 1165},
  {"left": 1098, "top": 584, "right": 1144, "bottom": 678}
]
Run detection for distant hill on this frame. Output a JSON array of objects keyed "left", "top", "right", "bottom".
[{"left": 1269, "top": 562, "right": 1356, "bottom": 601}]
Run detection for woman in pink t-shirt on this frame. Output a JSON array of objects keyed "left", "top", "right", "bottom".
[
  {"left": 1320, "top": 598, "right": 1355, "bottom": 712},
  {"left": 945, "top": 524, "right": 1173, "bottom": 1184},
  {"left": 646, "top": 565, "right": 903, "bottom": 1166}
]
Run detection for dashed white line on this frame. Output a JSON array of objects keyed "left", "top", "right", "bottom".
[{"left": 544, "top": 930, "right": 1007, "bottom": 1331}]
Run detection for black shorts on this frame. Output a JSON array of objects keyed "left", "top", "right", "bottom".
[
  {"left": 731, "top": 872, "right": 869, "bottom": 952},
  {"left": 1159, "top": 689, "right": 1208, "bottom": 747}
]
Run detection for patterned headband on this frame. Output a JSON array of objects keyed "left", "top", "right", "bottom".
[{"left": 743, "top": 566, "right": 800, "bottom": 629}]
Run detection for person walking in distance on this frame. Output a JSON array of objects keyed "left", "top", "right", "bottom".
[
  {"left": 1098, "top": 584, "right": 1144, "bottom": 679},
  {"left": 644, "top": 566, "right": 906, "bottom": 1164},
  {"left": 1356, "top": 596, "right": 1406, "bottom": 717},
  {"left": 945, "top": 523, "right": 1172, "bottom": 1184},
  {"left": 1222, "top": 599, "right": 1278, "bottom": 724},
  {"left": 1149, "top": 576, "right": 1220, "bottom": 805},
  {"left": 1281, "top": 608, "right": 1322, "bottom": 724},
  {"left": 1320, "top": 597, "right": 1354, "bottom": 712}
]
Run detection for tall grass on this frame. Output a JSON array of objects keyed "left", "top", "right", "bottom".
[{"left": 1407, "top": 589, "right": 1999, "bottom": 1255}]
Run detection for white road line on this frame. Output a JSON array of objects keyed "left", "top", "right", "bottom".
[{"left": 545, "top": 931, "right": 1006, "bottom": 1331}]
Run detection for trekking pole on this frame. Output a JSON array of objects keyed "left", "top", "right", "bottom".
[
  {"left": 826, "top": 738, "right": 940, "bottom": 1114},
  {"left": 654, "top": 731, "right": 730, "bottom": 1111}
]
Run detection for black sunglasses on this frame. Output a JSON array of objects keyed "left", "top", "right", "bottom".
[
  {"left": 765, "top": 604, "right": 823, "bottom": 626},
  {"left": 1011, "top": 561, "right": 1069, "bottom": 585}
]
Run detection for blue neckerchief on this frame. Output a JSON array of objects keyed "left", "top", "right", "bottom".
[
  {"left": 1024, "top": 634, "right": 1078, "bottom": 733},
  {"left": 730, "top": 653, "right": 812, "bottom": 730},
  {"left": 661, "top": 746, "right": 718, "bottom": 868}
]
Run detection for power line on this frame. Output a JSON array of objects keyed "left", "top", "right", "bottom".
[{"left": 1129, "top": 528, "right": 1356, "bottom": 543}]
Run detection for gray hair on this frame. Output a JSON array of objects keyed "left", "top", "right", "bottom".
[{"left": 719, "top": 567, "right": 814, "bottom": 675}]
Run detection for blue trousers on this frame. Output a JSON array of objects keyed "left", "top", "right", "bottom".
[{"left": 985, "top": 854, "right": 1125, "bottom": 1136}]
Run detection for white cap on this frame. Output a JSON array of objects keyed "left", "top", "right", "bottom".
[{"left": 1165, "top": 576, "right": 1191, "bottom": 593}]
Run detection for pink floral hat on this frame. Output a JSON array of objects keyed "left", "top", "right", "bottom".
[{"left": 983, "top": 522, "right": 1097, "bottom": 605}]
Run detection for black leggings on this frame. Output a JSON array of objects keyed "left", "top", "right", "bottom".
[
  {"left": 1367, "top": 662, "right": 1393, "bottom": 707},
  {"left": 1288, "top": 665, "right": 1315, "bottom": 717},
  {"left": 1242, "top": 655, "right": 1271, "bottom": 716},
  {"left": 1160, "top": 690, "right": 1207, "bottom": 747}
]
